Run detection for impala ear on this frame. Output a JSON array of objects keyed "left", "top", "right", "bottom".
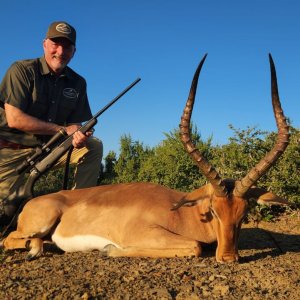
[
  {"left": 246, "top": 187, "right": 289, "bottom": 206},
  {"left": 171, "top": 184, "right": 213, "bottom": 210}
]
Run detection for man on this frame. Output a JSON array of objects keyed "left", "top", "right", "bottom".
[{"left": 0, "top": 21, "right": 103, "bottom": 225}]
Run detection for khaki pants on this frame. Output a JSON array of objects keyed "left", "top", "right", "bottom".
[{"left": 0, "top": 136, "right": 103, "bottom": 217}]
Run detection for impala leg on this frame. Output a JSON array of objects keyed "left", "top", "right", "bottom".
[
  {"left": 3, "top": 231, "right": 44, "bottom": 259},
  {"left": 106, "top": 226, "right": 202, "bottom": 258},
  {"left": 3, "top": 199, "right": 62, "bottom": 259}
]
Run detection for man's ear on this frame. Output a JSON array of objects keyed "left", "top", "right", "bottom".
[
  {"left": 246, "top": 187, "right": 289, "bottom": 206},
  {"left": 43, "top": 39, "right": 47, "bottom": 50}
]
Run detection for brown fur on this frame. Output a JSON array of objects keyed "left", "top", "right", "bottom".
[{"left": 3, "top": 182, "right": 287, "bottom": 262}]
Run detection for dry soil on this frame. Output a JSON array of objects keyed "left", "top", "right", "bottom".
[{"left": 0, "top": 213, "right": 299, "bottom": 300}]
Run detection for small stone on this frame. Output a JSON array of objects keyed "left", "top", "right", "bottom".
[
  {"left": 209, "top": 275, "right": 215, "bottom": 281},
  {"left": 213, "top": 284, "right": 230, "bottom": 296}
]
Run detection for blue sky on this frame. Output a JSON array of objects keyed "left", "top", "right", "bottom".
[{"left": 1, "top": 0, "right": 299, "bottom": 158}]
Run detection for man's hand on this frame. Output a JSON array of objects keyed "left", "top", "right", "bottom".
[
  {"left": 65, "top": 124, "right": 92, "bottom": 149},
  {"left": 72, "top": 130, "right": 89, "bottom": 148}
]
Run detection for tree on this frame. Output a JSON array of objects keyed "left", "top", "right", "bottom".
[
  {"left": 137, "top": 125, "right": 213, "bottom": 191},
  {"left": 261, "top": 126, "right": 300, "bottom": 203},
  {"left": 213, "top": 125, "right": 270, "bottom": 179},
  {"left": 213, "top": 125, "right": 300, "bottom": 204},
  {"left": 99, "top": 150, "right": 117, "bottom": 184},
  {"left": 112, "top": 134, "right": 153, "bottom": 183},
  {"left": 34, "top": 124, "right": 299, "bottom": 207}
]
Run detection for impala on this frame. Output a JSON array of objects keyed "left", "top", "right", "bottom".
[{"left": 2, "top": 54, "right": 290, "bottom": 263}]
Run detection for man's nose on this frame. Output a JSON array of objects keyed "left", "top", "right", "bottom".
[{"left": 55, "top": 45, "right": 65, "bottom": 55}]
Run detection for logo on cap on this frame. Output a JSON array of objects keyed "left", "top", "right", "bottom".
[{"left": 56, "top": 23, "right": 72, "bottom": 34}]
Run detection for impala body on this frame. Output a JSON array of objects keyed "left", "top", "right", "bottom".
[{"left": 2, "top": 54, "right": 289, "bottom": 262}]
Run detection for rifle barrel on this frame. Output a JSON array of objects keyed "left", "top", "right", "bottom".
[{"left": 93, "top": 78, "right": 141, "bottom": 119}]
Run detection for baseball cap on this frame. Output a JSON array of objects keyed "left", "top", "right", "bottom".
[{"left": 46, "top": 21, "right": 76, "bottom": 45}]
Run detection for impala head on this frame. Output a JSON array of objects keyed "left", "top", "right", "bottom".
[{"left": 177, "top": 54, "right": 290, "bottom": 263}]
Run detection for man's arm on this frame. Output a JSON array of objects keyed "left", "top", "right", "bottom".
[
  {"left": 5, "top": 103, "right": 61, "bottom": 135},
  {"left": 5, "top": 103, "right": 88, "bottom": 148}
]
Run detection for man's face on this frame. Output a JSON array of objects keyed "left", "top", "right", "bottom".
[{"left": 43, "top": 38, "right": 76, "bottom": 75}]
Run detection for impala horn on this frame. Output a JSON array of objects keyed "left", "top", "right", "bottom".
[
  {"left": 180, "top": 54, "right": 228, "bottom": 197},
  {"left": 233, "top": 54, "right": 290, "bottom": 197}
]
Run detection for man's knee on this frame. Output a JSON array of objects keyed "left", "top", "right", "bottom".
[{"left": 86, "top": 137, "right": 103, "bottom": 159}]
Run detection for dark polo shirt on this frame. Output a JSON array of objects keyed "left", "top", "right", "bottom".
[{"left": 0, "top": 56, "right": 92, "bottom": 146}]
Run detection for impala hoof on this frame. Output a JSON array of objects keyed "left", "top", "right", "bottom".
[
  {"left": 26, "top": 253, "right": 37, "bottom": 261},
  {"left": 100, "top": 244, "right": 117, "bottom": 256},
  {"left": 217, "top": 254, "right": 239, "bottom": 263},
  {"left": 25, "top": 239, "right": 43, "bottom": 259}
]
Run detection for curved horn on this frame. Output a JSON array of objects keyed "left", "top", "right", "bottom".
[
  {"left": 233, "top": 54, "right": 290, "bottom": 197},
  {"left": 180, "top": 54, "right": 228, "bottom": 197}
]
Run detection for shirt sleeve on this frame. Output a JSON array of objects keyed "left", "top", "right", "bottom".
[{"left": 0, "top": 62, "right": 32, "bottom": 111}]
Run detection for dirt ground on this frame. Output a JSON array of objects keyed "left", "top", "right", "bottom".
[{"left": 0, "top": 212, "right": 299, "bottom": 300}]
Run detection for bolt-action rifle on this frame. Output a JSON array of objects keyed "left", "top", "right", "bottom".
[{"left": 6, "top": 78, "right": 141, "bottom": 211}]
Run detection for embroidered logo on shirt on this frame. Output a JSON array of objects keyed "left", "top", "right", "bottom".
[
  {"left": 63, "top": 88, "right": 78, "bottom": 99},
  {"left": 56, "top": 23, "right": 72, "bottom": 34}
]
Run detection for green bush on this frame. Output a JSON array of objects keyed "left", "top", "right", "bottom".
[{"left": 34, "top": 125, "right": 300, "bottom": 215}]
